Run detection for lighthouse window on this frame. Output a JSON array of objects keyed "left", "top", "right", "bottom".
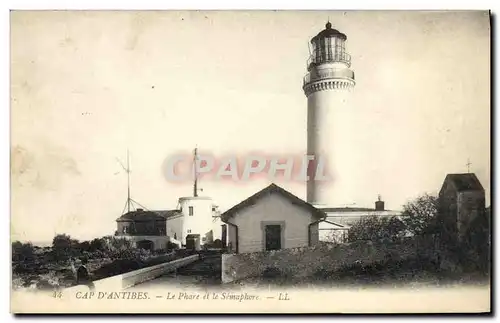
[
  {"left": 189, "top": 206, "right": 194, "bottom": 216},
  {"left": 326, "top": 37, "right": 333, "bottom": 61},
  {"left": 316, "top": 41, "right": 323, "bottom": 63}
]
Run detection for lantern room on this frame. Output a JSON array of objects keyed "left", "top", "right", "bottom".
[{"left": 307, "top": 22, "right": 351, "bottom": 70}]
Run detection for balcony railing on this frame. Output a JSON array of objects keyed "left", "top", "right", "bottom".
[
  {"left": 307, "top": 52, "right": 351, "bottom": 69},
  {"left": 303, "top": 68, "right": 355, "bottom": 85}
]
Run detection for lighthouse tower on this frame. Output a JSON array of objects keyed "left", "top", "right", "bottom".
[{"left": 303, "top": 22, "right": 356, "bottom": 207}]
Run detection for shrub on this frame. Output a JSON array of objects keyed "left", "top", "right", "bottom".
[
  {"left": 78, "top": 241, "right": 91, "bottom": 252},
  {"left": 89, "top": 238, "right": 105, "bottom": 252},
  {"left": 167, "top": 241, "right": 180, "bottom": 250},
  {"left": 12, "top": 241, "right": 35, "bottom": 262},
  {"left": 52, "top": 234, "right": 72, "bottom": 261},
  {"left": 348, "top": 216, "right": 406, "bottom": 243}
]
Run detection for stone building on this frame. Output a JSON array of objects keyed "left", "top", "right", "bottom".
[
  {"left": 438, "top": 173, "right": 486, "bottom": 241},
  {"left": 115, "top": 208, "right": 172, "bottom": 250},
  {"left": 221, "top": 183, "right": 325, "bottom": 254}
]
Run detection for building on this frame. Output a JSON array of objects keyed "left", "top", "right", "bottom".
[
  {"left": 115, "top": 208, "right": 171, "bottom": 250},
  {"left": 438, "top": 173, "right": 486, "bottom": 240},
  {"left": 318, "top": 197, "right": 402, "bottom": 242},
  {"left": 158, "top": 148, "right": 223, "bottom": 248},
  {"left": 164, "top": 195, "right": 222, "bottom": 248},
  {"left": 300, "top": 23, "right": 405, "bottom": 241},
  {"left": 303, "top": 22, "right": 357, "bottom": 207},
  {"left": 221, "top": 183, "right": 326, "bottom": 254}
]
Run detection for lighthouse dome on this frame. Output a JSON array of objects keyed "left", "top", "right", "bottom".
[{"left": 311, "top": 22, "right": 347, "bottom": 42}]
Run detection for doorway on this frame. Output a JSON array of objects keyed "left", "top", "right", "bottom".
[
  {"left": 136, "top": 240, "right": 154, "bottom": 251},
  {"left": 265, "top": 225, "right": 282, "bottom": 251}
]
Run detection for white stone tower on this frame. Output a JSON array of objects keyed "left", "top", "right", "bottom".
[
  {"left": 176, "top": 148, "right": 222, "bottom": 248},
  {"left": 303, "top": 22, "right": 356, "bottom": 207}
]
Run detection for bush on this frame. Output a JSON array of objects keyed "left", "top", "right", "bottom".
[
  {"left": 348, "top": 216, "right": 406, "bottom": 243},
  {"left": 207, "top": 239, "right": 223, "bottom": 249},
  {"left": 12, "top": 241, "right": 35, "bottom": 262},
  {"left": 104, "top": 236, "right": 133, "bottom": 252},
  {"left": 78, "top": 241, "right": 91, "bottom": 252},
  {"left": 89, "top": 238, "right": 105, "bottom": 252},
  {"left": 167, "top": 241, "right": 180, "bottom": 250},
  {"left": 52, "top": 234, "right": 72, "bottom": 261}
]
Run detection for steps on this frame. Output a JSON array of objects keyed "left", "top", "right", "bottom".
[{"left": 177, "top": 254, "right": 221, "bottom": 278}]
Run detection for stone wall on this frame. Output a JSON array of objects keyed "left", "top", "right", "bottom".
[
  {"left": 222, "top": 238, "right": 437, "bottom": 283},
  {"left": 65, "top": 254, "right": 199, "bottom": 293}
]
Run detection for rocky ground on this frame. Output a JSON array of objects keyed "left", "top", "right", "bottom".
[
  {"left": 12, "top": 250, "right": 181, "bottom": 291},
  {"left": 12, "top": 257, "right": 114, "bottom": 291}
]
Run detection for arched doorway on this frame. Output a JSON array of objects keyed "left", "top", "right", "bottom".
[{"left": 136, "top": 240, "right": 154, "bottom": 251}]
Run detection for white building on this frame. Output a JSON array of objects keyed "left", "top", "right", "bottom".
[
  {"left": 303, "top": 22, "right": 357, "bottom": 208},
  {"left": 302, "top": 22, "right": 402, "bottom": 240},
  {"left": 318, "top": 198, "right": 402, "bottom": 243},
  {"left": 162, "top": 195, "right": 223, "bottom": 248},
  {"left": 221, "top": 183, "right": 325, "bottom": 254}
]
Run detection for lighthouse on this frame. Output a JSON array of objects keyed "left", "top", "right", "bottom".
[{"left": 303, "top": 22, "right": 356, "bottom": 207}]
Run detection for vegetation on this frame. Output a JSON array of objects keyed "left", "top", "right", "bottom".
[
  {"left": 347, "top": 193, "right": 490, "bottom": 275},
  {"left": 400, "top": 194, "right": 440, "bottom": 235},
  {"left": 12, "top": 234, "right": 178, "bottom": 291},
  {"left": 347, "top": 216, "right": 406, "bottom": 243}
]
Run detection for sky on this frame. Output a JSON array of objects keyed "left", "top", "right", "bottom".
[{"left": 10, "top": 10, "right": 490, "bottom": 242}]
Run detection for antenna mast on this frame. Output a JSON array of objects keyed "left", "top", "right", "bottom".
[
  {"left": 117, "top": 150, "right": 133, "bottom": 214},
  {"left": 193, "top": 147, "right": 198, "bottom": 197},
  {"left": 127, "top": 149, "right": 131, "bottom": 213}
]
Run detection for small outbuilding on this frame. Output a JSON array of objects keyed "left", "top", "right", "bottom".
[{"left": 221, "top": 183, "right": 326, "bottom": 254}]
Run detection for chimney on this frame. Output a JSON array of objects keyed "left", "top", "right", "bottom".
[{"left": 375, "top": 195, "right": 385, "bottom": 211}]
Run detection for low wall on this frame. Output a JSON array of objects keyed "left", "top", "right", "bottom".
[
  {"left": 65, "top": 254, "right": 199, "bottom": 293},
  {"left": 119, "top": 235, "right": 170, "bottom": 251},
  {"left": 222, "top": 238, "right": 437, "bottom": 283}
]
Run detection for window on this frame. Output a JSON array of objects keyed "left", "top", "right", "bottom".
[
  {"left": 189, "top": 206, "right": 194, "bottom": 216},
  {"left": 326, "top": 37, "right": 333, "bottom": 61}
]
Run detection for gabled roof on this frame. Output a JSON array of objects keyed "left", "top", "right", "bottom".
[
  {"left": 220, "top": 183, "right": 326, "bottom": 222},
  {"left": 443, "top": 173, "right": 484, "bottom": 192}
]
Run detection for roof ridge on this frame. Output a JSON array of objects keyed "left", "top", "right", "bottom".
[{"left": 221, "top": 183, "right": 325, "bottom": 222}]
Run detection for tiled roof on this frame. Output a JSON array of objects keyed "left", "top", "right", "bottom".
[{"left": 116, "top": 209, "right": 166, "bottom": 222}]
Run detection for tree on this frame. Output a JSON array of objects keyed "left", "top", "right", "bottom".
[
  {"left": 52, "top": 234, "right": 72, "bottom": 260},
  {"left": 12, "top": 241, "right": 35, "bottom": 262},
  {"left": 401, "top": 194, "right": 439, "bottom": 236},
  {"left": 89, "top": 238, "right": 105, "bottom": 252},
  {"left": 347, "top": 216, "right": 405, "bottom": 243},
  {"left": 78, "top": 241, "right": 91, "bottom": 252}
]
